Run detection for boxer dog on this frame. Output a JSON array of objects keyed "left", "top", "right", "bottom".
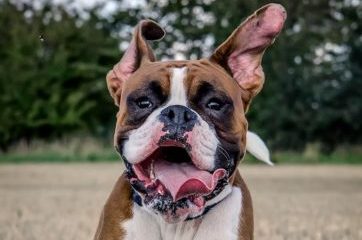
[{"left": 94, "top": 4, "right": 286, "bottom": 240}]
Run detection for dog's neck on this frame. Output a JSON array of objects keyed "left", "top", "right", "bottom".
[
  {"left": 132, "top": 183, "right": 234, "bottom": 222},
  {"left": 122, "top": 186, "right": 243, "bottom": 240}
]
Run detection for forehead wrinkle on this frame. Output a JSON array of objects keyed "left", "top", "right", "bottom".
[
  {"left": 187, "top": 68, "right": 229, "bottom": 98},
  {"left": 190, "top": 61, "right": 241, "bottom": 99}
]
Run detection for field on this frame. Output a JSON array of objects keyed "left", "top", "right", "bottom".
[{"left": 0, "top": 163, "right": 361, "bottom": 240}]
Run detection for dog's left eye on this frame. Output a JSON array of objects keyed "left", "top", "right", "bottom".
[
  {"left": 136, "top": 97, "right": 153, "bottom": 109},
  {"left": 206, "top": 98, "right": 224, "bottom": 111}
]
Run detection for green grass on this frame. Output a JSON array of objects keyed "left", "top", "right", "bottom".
[
  {"left": 274, "top": 151, "right": 362, "bottom": 164},
  {"left": 245, "top": 144, "right": 362, "bottom": 164},
  {"left": 245, "top": 152, "right": 362, "bottom": 165},
  {"left": 0, "top": 137, "right": 120, "bottom": 163},
  {"left": 0, "top": 150, "right": 119, "bottom": 163},
  {"left": 0, "top": 138, "right": 361, "bottom": 164}
]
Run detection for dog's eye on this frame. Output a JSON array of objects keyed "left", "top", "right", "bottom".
[
  {"left": 136, "top": 97, "right": 153, "bottom": 109},
  {"left": 206, "top": 98, "right": 224, "bottom": 111}
]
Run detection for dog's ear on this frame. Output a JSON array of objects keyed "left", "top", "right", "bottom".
[
  {"left": 107, "top": 20, "right": 165, "bottom": 106},
  {"left": 210, "top": 4, "right": 286, "bottom": 108}
]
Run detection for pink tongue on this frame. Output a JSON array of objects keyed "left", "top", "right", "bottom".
[{"left": 154, "top": 160, "right": 226, "bottom": 201}]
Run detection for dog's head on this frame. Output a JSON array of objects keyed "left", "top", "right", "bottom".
[{"left": 106, "top": 4, "right": 286, "bottom": 222}]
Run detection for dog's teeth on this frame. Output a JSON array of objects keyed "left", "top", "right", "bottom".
[
  {"left": 157, "top": 185, "right": 165, "bottom": 195},
  {"left": 150, "top": 159, "right": 155, "bottom": 179}
]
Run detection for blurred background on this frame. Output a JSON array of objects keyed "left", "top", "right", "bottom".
[
  {"left": 0, "top": 0, "right": 361, "bottom": 240},
  {"left": 0, "top": 0, "right": 361, "bottom": 163}
]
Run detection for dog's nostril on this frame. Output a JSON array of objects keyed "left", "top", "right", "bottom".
[
  {"left": 160, "top": 105, "right": 197, "bottom": 126},
  {"left": 167, "top": 109, "right": 175, "bottom": 120}
]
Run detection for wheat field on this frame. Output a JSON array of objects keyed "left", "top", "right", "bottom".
[{"left": 0, "top": 164, "right": 361, "bottom": 240}]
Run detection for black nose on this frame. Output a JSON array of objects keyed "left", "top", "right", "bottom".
[{"left": 160, "top": 105, "right": 197, "bottom": 133}]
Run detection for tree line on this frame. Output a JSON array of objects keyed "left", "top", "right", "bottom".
[{"left": 0, "top": 0, "right": 361, "bottom": 152}]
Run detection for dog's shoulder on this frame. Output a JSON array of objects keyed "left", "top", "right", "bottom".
[
  {"left": 93, "top": 173, "right": 133, "bottom": 240},
  {"left": 233, "top": 170, "right": 254, "bottom": 240}
]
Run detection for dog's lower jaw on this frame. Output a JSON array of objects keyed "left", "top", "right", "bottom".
[
  {"left": 133, "top": 182, "right": 233, "bottom": 224},
  {"left": 123, "top": 185, "right": 243, "bottom": 240},
  {"left": 122, "top": 149, "right": 242, "bottom": 223}
]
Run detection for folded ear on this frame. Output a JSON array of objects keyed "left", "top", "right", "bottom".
[
  {"left": 107, "top": 20, "right": 165, "bottom": 106},
  {"left": 210, "top": 4, "right": 286, "bottom": 107}
]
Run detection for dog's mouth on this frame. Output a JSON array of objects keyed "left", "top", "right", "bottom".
[{"left": 130, "top": 145, "right": 226, "bottom": 203}]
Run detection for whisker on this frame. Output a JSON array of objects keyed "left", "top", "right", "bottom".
[{"left": 217, "top": 145, "right": 231, "bottom": 162}]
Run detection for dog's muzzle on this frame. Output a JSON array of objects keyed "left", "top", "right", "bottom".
[
  {"left": 119, "top": 104, "right": 232, "bottom": 222},
  {"left": 159, "top": 105, "right": 197, "bottom": 139}
]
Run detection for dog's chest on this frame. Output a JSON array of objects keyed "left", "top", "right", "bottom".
[{"left": 122, "top": 187, "right": 242, "bottom": 240}]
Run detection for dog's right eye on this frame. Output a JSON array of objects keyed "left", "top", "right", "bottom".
[
  {"left": 135, "top": 97, "right": 153, "bottom": 109},
  {"left": 206, "top": 98, "right": 225, "bottom": 111}
]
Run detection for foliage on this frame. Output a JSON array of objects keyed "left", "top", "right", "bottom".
[
  {"left": 0, "top": 0, "right": 119, "bottom": 150},
  {"left": 0, "top": 0, "right": 361, "bottom": 153},
  {"left": 0, "top": 136, "right": 119, "bottom": 163}
]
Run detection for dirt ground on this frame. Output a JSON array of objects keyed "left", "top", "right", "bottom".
[{"left": 0, "top": 164, "right": 361, "bottom": 240}]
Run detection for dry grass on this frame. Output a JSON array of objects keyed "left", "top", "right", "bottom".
[{"left": 0, "top": 164, "right": 361, "bottom": 240}]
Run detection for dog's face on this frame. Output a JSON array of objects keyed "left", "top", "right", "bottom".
[{"left": 106, "top": 4, "right": 286, "bottom": 223}]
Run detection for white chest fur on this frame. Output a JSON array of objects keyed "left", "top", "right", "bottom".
[{"left": 122, "top": 187, "right": 242, "bottom": 240}]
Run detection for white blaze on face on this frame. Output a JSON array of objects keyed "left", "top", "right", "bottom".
[
  {"left": 123, "top": 67, "right": 219, "bottom": 171},
  {"left": 167, "top": 67, "right": 188, "bottom": 106}
]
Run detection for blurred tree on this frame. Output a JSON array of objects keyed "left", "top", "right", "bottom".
[
  {"left": 0, "top": 0, "right": 361, "bottom": 152},
  {"left": 0, "top": 0, "right": 120, "bottom": 150}
]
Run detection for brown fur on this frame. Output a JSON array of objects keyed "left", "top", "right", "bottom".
[
  {"left": 93, "top": 174, "right": 133, "bottom": 240},
  {"left": 233, "top": 171, "right": 254, "bottom": 240}
]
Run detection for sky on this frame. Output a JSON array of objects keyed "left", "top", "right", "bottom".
[{"left": 16, "top": 0, "right": 146, "bottom": 18}]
